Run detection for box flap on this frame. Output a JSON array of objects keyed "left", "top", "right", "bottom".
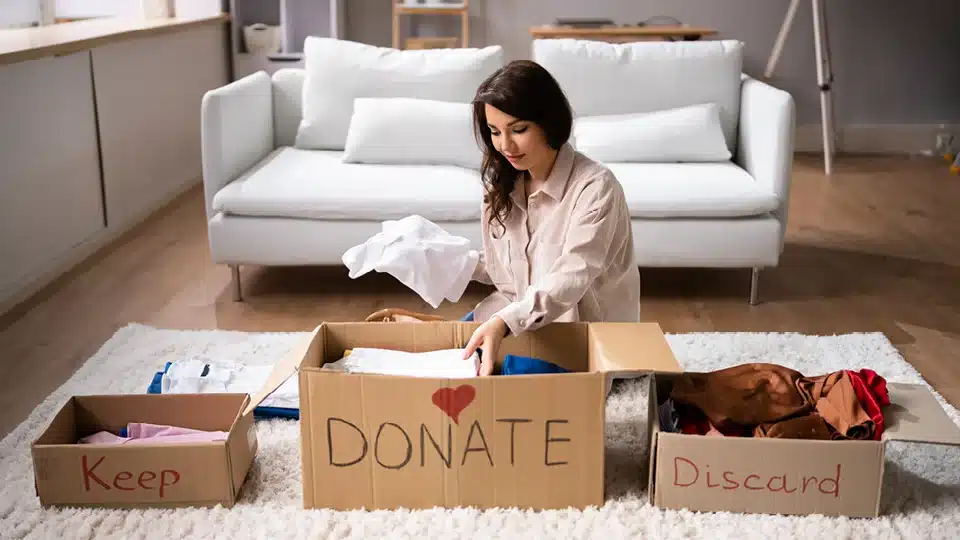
[
  {"left": 589, "top": 323, "right": 682, "bottom": 375},
  {"left": 646, "top": 376, "right": 660, "bottom": 504},
  {"left": 882, "top": 383, "right": 960, "bottom": 446},
  {"left": 242, "top": 324, "right": 321, "bottom": 416}
]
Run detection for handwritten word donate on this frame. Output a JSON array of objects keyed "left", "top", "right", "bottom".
[{"left": 325, "top": 384, "right": 572, "bottom": 469}]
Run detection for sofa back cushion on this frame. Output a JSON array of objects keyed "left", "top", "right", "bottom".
[
  {"left": 532, "top": 38, "right": 744, "bottom": 151},
  {"left": 272, "top": 68, "right": 306, "bottom": 148},
  {"left": 294, "top": 37, "right": 504, "bottom": 151}
]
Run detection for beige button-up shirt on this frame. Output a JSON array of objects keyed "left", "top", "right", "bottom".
[{"left": 472, "top": 142, "right": 641, "bottom": 335}]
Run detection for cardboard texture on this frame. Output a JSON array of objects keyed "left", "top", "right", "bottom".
[
  {"left": 32, "top": 393, "right": 259, "bottom": 509},
  {"left": 647, "top": 374, "right": 960, "bottom": 518},
  {"left": 264, "top": 321, "right": 682, "bottom": 511}
]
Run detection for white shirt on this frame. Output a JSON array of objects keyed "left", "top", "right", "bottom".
[{"left": 342, "top": 215, "right": 479, "bottom": 308}]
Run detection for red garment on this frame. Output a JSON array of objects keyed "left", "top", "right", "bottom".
[
  {"left": 677, "top": 403, "right": 712, "bottom": 435},
  {"left": 676, "top": 402, "right": 747, "bottom": 437},
  {"left": 845, "top": 369, "right": 890, "bottom": 440}
]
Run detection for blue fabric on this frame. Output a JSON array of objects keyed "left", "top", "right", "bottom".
[
  {"left": 460, "top": 311, "right": 475, "bottom": 322},
  {"left": 147, "top": 361, "right": 299, "bottom": 420},
  {"left": 501, "top": 354, "right": 570, "bottom": 375}
]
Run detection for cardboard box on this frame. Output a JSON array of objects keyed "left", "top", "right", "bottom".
[
  {"left": 246, "top": 321, "right": 682, "bottom": 511},
  {"left": 647, "top": 374, "right": 960, "bottom": 517},
  {"left": 32, "top": 393, "right": 259, "bottom": 508}
]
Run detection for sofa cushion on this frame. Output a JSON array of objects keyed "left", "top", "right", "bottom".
[
  {"left": 533, "top": 39, "right": 743, "bottom": 151},
  {"left": 295, "top": 37, "right": 503, "bottom": 151},
  {"left": 608, "top": 162, "right": 779, "bottom": 218},
  {"left": 212, "top": 147, "right": 483, "bottom": 221},
  {"left": 573, "top": 103, "right": 732, "bottom": 163},
  {"left": 342, "top": 97, "right": 481, "bottom": 169}
]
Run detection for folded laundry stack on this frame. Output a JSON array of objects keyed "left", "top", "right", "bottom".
[
  {"left": 323, "top": 348, "right": 481, "bottom": 378},
  {"left": 325, "top": 348, "right": 570, "bottom": 377},
  {"left": 660, "top": 363, "right": 890, "bottom": 441}
]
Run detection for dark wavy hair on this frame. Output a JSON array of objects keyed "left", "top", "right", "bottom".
[{"left": 472, "top": 60, "right": 573, "bottom": 235}]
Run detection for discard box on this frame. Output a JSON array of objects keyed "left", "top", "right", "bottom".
[
  {"left": 647, "top": 374, "right": 960, "bottom": 517},
  {"left": 32, "top": 393, "right": 259, "bottom": 508},
  {"left": 247, "top": 321, "right": 682, "bottom": 511}
]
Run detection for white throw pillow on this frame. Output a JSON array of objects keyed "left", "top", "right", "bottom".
[
  {"left": 342, "top": 97, "right": 482, "bottom": 169},
  {"left": 533, "top": 39, "right": 744, "bottom": 151},
  {"left": 295, "top": 37, "right": 503, "bottom": 150},
  {"left": 572, "top": 103, "right": 732, "bottom": 163}
]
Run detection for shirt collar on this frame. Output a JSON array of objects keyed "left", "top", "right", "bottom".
[
  {"left": 509, "top": 142, "right": 575, "bottom": 208},
  {"left": 542, "top": 142, "right": 575, "bottom": 201}
]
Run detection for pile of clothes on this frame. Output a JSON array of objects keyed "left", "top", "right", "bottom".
[
  {"left": 147, "top": 359, "right": 300, "bottom": 420},
  {"left": 659, "top": 363, "right": 890, "bottom": 441},
  {"left": 78, "top": 422, "right": 228, "bottom": 445}
]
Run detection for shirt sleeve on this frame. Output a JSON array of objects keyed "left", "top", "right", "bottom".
[{"left": 493, "top": 180, "right": 625, "bottom": 335}]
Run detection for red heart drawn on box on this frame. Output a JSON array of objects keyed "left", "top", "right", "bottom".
[{"left": 431, "top": 385, "right": 476, "bottom": 424}]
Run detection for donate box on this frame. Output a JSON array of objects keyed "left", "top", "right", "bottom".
[{"left": 249, "top": 321, "right": 682, "bottom": 511}]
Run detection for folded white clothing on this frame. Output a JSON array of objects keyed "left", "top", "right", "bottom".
[
  {"left": 341, "top": 215, "right": 479, "bottom": 308},
  {"left": 322, "top": 347, "right": 479, "bottom": 378},
  {"left": 160, "top": 359, "right": 298, "bottom": 409}
]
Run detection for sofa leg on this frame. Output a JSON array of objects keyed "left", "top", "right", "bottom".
[
  {"left": 749, "top": 267, "right": 760, "bottom": 305},
  {"left": 230, "top": 264, "right": 243, "bottom": 302}
]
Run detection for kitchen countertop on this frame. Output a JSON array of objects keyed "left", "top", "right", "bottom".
[{"left": 0, "top": 14, "right": 230, "bottom": 67}]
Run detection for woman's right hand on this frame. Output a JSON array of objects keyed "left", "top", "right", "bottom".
[{"left": 462, "top": 316, "right": 508, "bottom": 376}]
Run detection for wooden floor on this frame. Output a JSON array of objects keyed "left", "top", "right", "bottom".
[{"left": 1, "top": 153, "right": 959, "bottom": 440}]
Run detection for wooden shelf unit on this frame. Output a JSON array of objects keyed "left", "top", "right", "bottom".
[{"left": 392, "top": 1, "right": 469, "bottom": 49}]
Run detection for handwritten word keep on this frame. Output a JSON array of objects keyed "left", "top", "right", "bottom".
[{"left": 82, "top": 455, "right": 180, "bottom": 497}]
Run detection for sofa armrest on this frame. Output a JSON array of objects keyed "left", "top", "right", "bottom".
[
  {"left": 201, "top": 71, "right": 275, "bottom": 220},
  {"left": 735, "top": 75, "right": 795, "bottom": 251}
]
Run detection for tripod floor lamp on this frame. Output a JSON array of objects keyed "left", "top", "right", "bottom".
[{"left": 766, "top": 0, "right": 837, "bottom": 175}]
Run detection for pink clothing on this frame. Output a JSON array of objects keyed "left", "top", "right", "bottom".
[
  {"left": 80, "top": 431, "right": 130, "bottom": 445},
  {"left": 78, "top": 423, "right": 229, "bottom": 445},
  {"left": 472, "top": 142, "right": 641, "bottom": 335}
]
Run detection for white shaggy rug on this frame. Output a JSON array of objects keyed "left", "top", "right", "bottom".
[{"left": 2, "top": 324, "right": 959, "bottom": 539}]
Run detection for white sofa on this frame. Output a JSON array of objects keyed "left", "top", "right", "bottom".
[{"left": 200, "top": 37, "right": 794, "bottom": 305}]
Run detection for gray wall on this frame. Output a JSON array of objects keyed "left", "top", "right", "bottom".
[{"left": 343, "top": 0, "right": 960, "bottom": 126}]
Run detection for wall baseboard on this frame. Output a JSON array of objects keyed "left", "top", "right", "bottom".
[
  {"left": 0, "top": 175, "right": 201, "bottom": 320},
  {"left": 795, "top": 123, "right": 960, "bottom": 155}
]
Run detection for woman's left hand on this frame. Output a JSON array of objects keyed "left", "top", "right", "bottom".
[{"left": 463, "top": 316, "right": 508, "bottom": 376}]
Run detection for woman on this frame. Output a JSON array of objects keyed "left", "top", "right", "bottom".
[{"left": 463, "top": 60, "right": 641, "bottom": 375}]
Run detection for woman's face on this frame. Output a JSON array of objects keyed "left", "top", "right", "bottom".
[{"left": 484, "top": 104, "right": 551, "bottom": 172}]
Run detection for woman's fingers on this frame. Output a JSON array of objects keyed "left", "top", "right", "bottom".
[
  {"left": 462, "top": 330, "right": 483, "bottom": 360},
  {"left": 478, "top": 356, "right": 494, "bottom": 376},
  {"left": 477, "top": 334, "right": 498, "bottom": 376}
]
